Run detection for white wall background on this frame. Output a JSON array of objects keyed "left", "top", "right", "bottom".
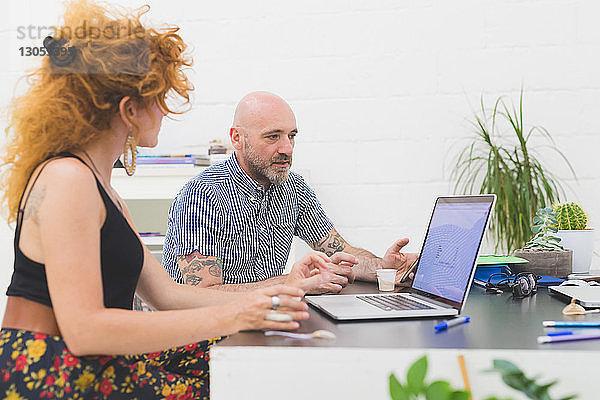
[{"left": 1, "top": 0, "right": 600, "bottom": 315}]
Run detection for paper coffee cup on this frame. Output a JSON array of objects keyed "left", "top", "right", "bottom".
[{"left": 376, "top": 269, "right": 396, "bottom": 291}]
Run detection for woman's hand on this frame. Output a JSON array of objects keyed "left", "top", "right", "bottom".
[{"left": 224, "top": 285, "right": 309, "bottom": 333}]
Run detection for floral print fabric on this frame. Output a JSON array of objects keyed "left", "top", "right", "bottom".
[{"left": 0, "top": 329, "right": 220, "bottom": 399}]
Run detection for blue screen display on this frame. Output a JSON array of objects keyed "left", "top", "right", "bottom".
[{"left": 412, "top": 199, "right": 492, "bottom": 303}]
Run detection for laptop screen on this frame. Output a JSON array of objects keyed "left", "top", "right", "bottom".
[{"left": 411, "top": 195, "right": 495, "bottom": 308}]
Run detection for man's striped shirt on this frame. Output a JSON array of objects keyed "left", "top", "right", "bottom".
[{"left": 162, "top": 154, "right": 333, "bottom": 284}]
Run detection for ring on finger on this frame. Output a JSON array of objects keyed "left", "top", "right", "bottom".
[{"left": 271, "top": 295, "right": 280, "bottom": 311}]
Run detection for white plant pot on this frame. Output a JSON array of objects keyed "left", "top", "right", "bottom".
[{"left": 555, "top": 229, "right": 595, "bottom": 274}]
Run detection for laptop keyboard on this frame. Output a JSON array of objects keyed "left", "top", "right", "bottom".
[{"left": 357, "top": 294, "right": 434, "bottom": 311}]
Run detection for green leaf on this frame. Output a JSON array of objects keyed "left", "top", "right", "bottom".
[
  {"left": 389, "top": 373, "right": 409, "bottom": 400},
  {"left": 406, "top": 356, "right": 428, "bottom": 395},
  {"left": 532, "top": 380, "right": 557, "bottom": 396},
  {"left": 492, "top": 359, "right": 522, "bottom": 374},
  {"left": 501, "top": 374, "right": 529, "bottom": 391},
  {"left": 448, "top": 390, "right": 470, "bottom": 400},
  {"left": 425, "top": 380, "right": 451, "bottom": 400}
]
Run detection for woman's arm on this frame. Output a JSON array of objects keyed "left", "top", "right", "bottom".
[{"left": 36, "top": 159, "right": 308, "bottom": 356}]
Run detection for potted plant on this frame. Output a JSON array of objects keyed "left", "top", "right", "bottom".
[
  {"left": 512, "top": 208, "right": 572, "bottom": 278},
  {"left": 389, "top": 356, "right": 577, "bottom": 400},
  {"left": 553, "top": 202, "right": 595, "bottom": 275},
  {"left": 451, "top": 89, "right": 575, "bottom": 253}
]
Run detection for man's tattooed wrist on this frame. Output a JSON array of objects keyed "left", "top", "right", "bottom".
[{"left": 313, "top": 229, "right": 347, "bottom": 256}]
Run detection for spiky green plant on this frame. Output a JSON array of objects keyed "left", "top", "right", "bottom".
[
  {"left": 552, "top": 202, "right": 588, "bottom": 230},
  {"left": 523, "top": 208, "right": 564, "bottom": 251},
  {"left": 451, "top": 89, "right": 575, "bottom": 252}
]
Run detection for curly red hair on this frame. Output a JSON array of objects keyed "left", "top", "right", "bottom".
[{"left": 1, "top": 0, "right": 193, "bottom": 223}]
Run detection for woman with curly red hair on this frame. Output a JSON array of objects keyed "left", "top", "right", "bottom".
[{"left": 0, "top": 1, "right": 330, "bottom": 398}]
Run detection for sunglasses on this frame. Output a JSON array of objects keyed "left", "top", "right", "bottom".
[{"left": 485, "top": 272, "right": 541, "bottom": 298}]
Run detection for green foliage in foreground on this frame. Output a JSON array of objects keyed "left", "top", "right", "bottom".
[
  {"left": 485, "top": 359, "right": 576, "bottom": 400},
  {"left": 389, "top": 356, "right": 470, "bottom": 400},
  {"left": 389, "top": 357, "right": 577, "bottom": 400}
]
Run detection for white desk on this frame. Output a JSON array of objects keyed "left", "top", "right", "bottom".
[{"left": 211, "top": 281, "right": 600, "bottom": 399}]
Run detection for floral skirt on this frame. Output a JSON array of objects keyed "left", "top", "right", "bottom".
[{"left": 0, "top": 328, "right": 221, "bottom": 399}]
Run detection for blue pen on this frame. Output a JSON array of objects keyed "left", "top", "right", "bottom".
[
  {"left": 546, "top": 331, "right": 573, "bottom": 337},
  {"left": 538, "top": 332, "right": 600, "bottom": 344},
  {"left": 543, "top": 321, "right": 600, "bottom": 328},
  {"left": 434, "top": 316, "right": 470, "bottom": 331}
]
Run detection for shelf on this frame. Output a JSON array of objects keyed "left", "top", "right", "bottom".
[
  {"left": 140, "top": 235, "right": 165, "bottom": 247},
  {"left": 111, "top": 166, "right": 206, "bottom": 200},
  {"left": 112, "top": 166, "right": 205, "bottom": 177}
]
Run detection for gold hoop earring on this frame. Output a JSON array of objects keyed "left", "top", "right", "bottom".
[{"left": 123, "top": 128, "right": 137, "bottom": 176}]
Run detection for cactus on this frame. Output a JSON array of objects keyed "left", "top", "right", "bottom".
[{"left": 553, "top": 202, "right": 588, "bottom": 230}]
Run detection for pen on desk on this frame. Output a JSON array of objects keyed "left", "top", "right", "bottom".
[
  {"left": 546, "top": 331, "right": 573, "bottom": 337},
  {"left": 434, "top": 316, "right": 470, "bottom": 331},
  {"left": 543, "top": 321, "right": 600, "bottom": 328},
  {"left": 538, "top": 332, "right": 600, "bottom": 344}
]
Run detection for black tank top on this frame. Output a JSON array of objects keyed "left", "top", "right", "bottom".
[{"left": 6, "top": 154, "right": 144, "bottom": 310}]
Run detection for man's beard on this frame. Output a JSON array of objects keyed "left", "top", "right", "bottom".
[{"left": 243, "top": 141, "right": 292, "bottom": 186}]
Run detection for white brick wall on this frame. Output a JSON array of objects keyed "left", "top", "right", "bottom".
[{"left": 1, "top": 0, "right": 600, "bottom": 309}]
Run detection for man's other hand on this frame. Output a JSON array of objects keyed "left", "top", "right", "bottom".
[{"left": 382, "top": 238, "right": 419, "bottom": 285}]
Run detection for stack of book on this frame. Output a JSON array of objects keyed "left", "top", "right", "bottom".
[{"left": 137, "top": 154, "right": 210, "bottom": 167}]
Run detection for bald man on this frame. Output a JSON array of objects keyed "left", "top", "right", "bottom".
[{"left": 162, "top": 92, "right": 417, "bottom": 293}]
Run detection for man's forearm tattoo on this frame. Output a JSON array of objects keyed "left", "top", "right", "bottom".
[
  {"left": 185, "top": 275, "right": 203, "bottom": 286},
  {"left": 23, "top": 184, "right": 46, "bottom": 224},
  {"left": 177, "top": 251, "right": 223, "bottom": 286},
  {"left": 209, "top": 265, "right": 222, "bottom": 278},
  {"left": 312, "top": 229, "right": 347, "bottom": 256}
]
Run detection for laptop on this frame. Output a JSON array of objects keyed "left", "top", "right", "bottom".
[
  {"left": 305, "top": 195, "right": 496, "bottom": 320},
  {"left": 549, "top": 282, "right": 600, "bottom": 308}
]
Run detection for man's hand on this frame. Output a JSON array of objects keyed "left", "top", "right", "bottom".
[
  {"left": 382, "top": 238, "right": 419, "bottom": 285},
  {"left": 286, "top": 251, "right": 358, "bottom": 294}
]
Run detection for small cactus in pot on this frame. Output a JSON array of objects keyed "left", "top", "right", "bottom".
[
  {"left": 553, "top": 202, "right": 588, "bottom": 230},
  {"left": 552, "top": 202, "right": 594, "bottom": 274}
]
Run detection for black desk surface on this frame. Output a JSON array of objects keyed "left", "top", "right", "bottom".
[{"left": 218, "top": 281, "right": 600, "bottom": 350}]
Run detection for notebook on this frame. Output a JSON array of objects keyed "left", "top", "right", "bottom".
[
  {"left": 549, "top": 281, "right": 600, "bottom": 308},
  {"left": 305, "top": 195, "right": 496, "bottom": 320}
]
